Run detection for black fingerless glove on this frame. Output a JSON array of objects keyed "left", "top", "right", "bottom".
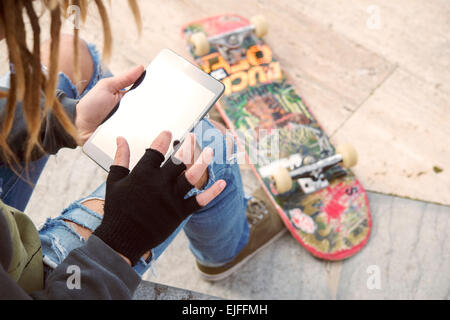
[{"left": 93, "top": 148, "right": 201, "bottom": 265}]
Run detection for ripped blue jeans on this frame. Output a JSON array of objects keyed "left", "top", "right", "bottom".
[{"left": 39, "top": 118, "right": 250, "bottom": 277}]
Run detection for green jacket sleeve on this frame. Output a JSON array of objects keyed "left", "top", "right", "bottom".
[{"left": 0, "top": 232, "right": 141, "bottom": 300}]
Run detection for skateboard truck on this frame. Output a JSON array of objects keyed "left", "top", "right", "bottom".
[
  {"left": 188, "top": 15, "right": 268, "bottom": 65},
  {"left": 208, "top": 26, "right": 255, "bottom": 65},
  {"left": 291, "top": 154, "right": 344, "bottom": 194},
  {"left": 271, "top": 144, "right": 358, "bottom": 195}
]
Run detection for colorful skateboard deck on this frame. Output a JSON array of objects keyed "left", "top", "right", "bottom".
[{"left": 181, "top": 14, "right": 372, "bottom": 260}]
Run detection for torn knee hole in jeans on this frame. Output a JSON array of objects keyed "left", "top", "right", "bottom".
[
  {"left": 80, "top": 198, "right": 105, "bottom": 215},
  {"left": 62, "top": 220, "right": 93, "bottom": 241},
  {"left": 62, "top": 198, "right": 104, "bottom": 239}
]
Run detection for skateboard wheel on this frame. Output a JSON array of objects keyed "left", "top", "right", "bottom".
[
  {"left": 271, "top": 167, "right": 292, "bottom": 194},
  {"left": 189, "top": 32, "right": 210, "bottom": 56},
  {"left": 250, "top": 15, "right": 268, "bottom": 38},
  {"left": 336, "top": 144, "right": 358, "bottom": 168}
]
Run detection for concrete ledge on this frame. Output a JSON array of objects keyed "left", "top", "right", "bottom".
[{"left": 133, "top": 281, "right": 220, "bottom": 300}]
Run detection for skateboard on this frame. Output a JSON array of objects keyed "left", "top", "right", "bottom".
[{"left": 181, "top": 14, "right": 372, "bottom": 260}]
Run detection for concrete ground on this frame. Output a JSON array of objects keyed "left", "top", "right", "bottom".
[
  {"left": 133, "top": 281, "right": 219, "bottom": 300},
  {"left": 1, "top": 0, "right": 449, "bottom": 299}
]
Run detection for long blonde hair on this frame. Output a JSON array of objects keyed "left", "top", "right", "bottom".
[{"left": 0, "top": 0, "right": 141, "bottom": 169}]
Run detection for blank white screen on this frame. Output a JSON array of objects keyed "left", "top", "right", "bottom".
[{"left": 90, "top": 52, "right": 215, "bottom": 170}]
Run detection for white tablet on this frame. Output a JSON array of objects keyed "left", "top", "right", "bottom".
[{"left": 83, "top": 49, "right": 225, "bottom": 171}]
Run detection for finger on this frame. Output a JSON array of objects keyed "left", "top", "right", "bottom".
[
  {"left": 195, "top": 180, "right": 227, "bottom": 207},
  {"left": 184, "top": 147, "right": 213, "bottom": 186},
  {"left": 141, "top": 149, "right": 166, "bottom": 169},
  {"left": 162, "top": 159, "right": 187, "bottom": 178},
  {"left": 138, "top": 131, "right": 173, "bottom": 169},
  {"left": 175, "top": 173, "right": 194, "bottom": 196},
  {"left": 107, "top": 165, "right": 130, "bottom": 185},
  {"left": 108, "top": 137, "right": 131, "bottom": 183},
  {"left": 150, "top": 131, "right": 172, "bottom": 156},
  {"left": 107, "top": 65, "right": 145, "bottom": 92},
  {"left": 182, "top": 196, "right": 201, "bottom": 215},
  {"left": 173, "top": 133, "right": 195, "bottom": 167},
  {"left": 113, "top": 137, "right": 130, "bottom": 168}
]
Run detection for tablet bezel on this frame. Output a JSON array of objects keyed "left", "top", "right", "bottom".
[{"left": 82, "top": 48, "right": 225, "bottom": 171}]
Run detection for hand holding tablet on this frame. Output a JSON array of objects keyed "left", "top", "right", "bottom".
[
  {"left": 66, "top": 53, "right": 227, "bottom": 264},
  {"left": 83, "top": 49, "right": 225, "bottom": 171},
  {"left": 75, "top": 65, "right": 145, "bottom": 146},
  {"left": 93, "top": 131, "right": 227, "bottom": 265}
]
